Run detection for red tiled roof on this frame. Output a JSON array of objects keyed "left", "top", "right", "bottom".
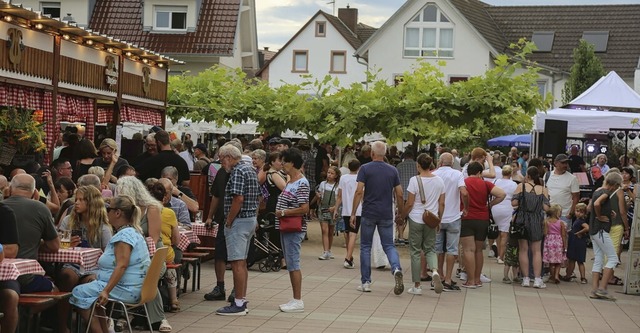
[{"left": 89, "top": 0, "right": 240, "bottom": 56}]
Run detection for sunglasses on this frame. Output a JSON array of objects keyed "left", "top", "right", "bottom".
[{"left": 106, "top": 207, "right": 118, "bottom": 212}]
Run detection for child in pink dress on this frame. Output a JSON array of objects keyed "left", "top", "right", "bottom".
[{"left": 543, "top": 204, "right": 567, "bottom": 284}]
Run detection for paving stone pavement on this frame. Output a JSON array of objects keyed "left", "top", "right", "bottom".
[{"left": 152, "top": 221, "right": 639, "bottom": 333}]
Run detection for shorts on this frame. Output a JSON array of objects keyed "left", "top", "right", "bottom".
[
  {"left": 215, "top": 221, "right": 228, "bottom": 261},
  {"left": 19, "top": 275, "right": 55, "bottom": 293},
  {"left": 504, "top": 244, "right": 519, "bottom": 267},
  {"left": 281, "top": 231, "right": 305, "bottom": 272},
  {"left": 224, "top": 217, "right": 257, "bottom": 261},
  {"left": 344, "top": 216, "right": 361, "bottom": 234},
  {"left": 0, "top": 280, "right": 20, "bottom": 294},
  {"left": 435, "top": 219, "right": 461, "bottom": 255},
  {"left": 461, "top": 219, "right": 490, "bottom": 241},
  {"left": 609, "top": 224, "right": 624, "bottom": 251}
]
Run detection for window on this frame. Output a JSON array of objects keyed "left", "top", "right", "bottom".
[
  {"left": 531, "top": 32, "right": 554, "bottom": 52},
  {"left": 316, "top": 21, "right": 326, "bottom": 37},
  {"left": 404, "top": 4, "right": 454, "bottom": 58},
  {"left": 537, "top": 80, "right": 547, "bottom": 97},
  {"left": 292, "top": 50, "right": 308, "bottom": 72},
  {"left": 449, "top": 76, "right": 468, "bottom": 84},
  {"left": 154, "top": 6, "right": 187, "bottom": 30},
  {"left": 330, "top": 51, "right": 346, "bottom": 73},
  {"left": 582, "top": 31, "right": 609, "bottom": 52},
  {"left": 40, "top": 2, "right": 61, "bottom": 18}
]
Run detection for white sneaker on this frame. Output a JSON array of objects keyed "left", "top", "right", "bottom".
[
  {"left": 357, "top": 282, "right": 372, "bottom": 292},
  {"left": 279, "top": 299, "right": 304, "bottom": 313},
  {"left": 407, "top": 286, "right": 422, "bottom": 295},
  {"left": 459, "top": 272, "right": 468, "bottom": 281},
  {"left": 521, "top": 277, "right": 530, "bottom": 287},
  {"left": 318, "top": 252, "right": 330, "bottom": 260},
  {"left": 328, "top": 251, "right": 334, "bottom": 259},
  {"left": 497, "top": 258, "right": 504, "bottom": 264},
  {"left": 533, "top": 278, "right": 546, "bottom": 289},
  {"left": 159, "top": 319, "right": 172, "bottom": 333},
  {"left": 432, "top": 271, "right": 443, "bottom": 294},
  {"left": 480, "top": 274, "right": 492, "bottom": 283},
  {"left": 343, "top": 259, "right": 355, "bottom": 269}
]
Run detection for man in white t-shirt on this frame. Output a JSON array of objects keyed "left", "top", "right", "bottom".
[
  {"left": 335, "top": 159, "right": 363, "bottom": 269},
  {"left": 433, "top": 153, "right": 468, "bottom": 291},
  {"left": 545, "top": 154, "right": 580, "bottom": 226}
]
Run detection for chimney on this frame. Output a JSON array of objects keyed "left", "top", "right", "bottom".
[{"left": 338, "top": 6, "right": 358, "bottom": 33}]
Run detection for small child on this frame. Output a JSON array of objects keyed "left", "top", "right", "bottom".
[
  {"left": 543, "top": 204, "right": 568, "bottom": 284},
  {"left": 317, "top": 166, "right": 341, "bottom": 260},
  {"left": 502, "top": 233, "right": 520, "bottom": 284},
  {"left": 563, "top": 203, "right": 589, "bottom": 283}
]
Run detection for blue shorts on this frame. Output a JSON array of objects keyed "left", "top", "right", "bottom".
[
  {"left": 20, "top": 275, "right": 55, "bottom": 293},
  {"left": 224, "top": 217, "right": 257, "bottom": 261},
  {"left": 435, "top": 219, "right": 461, "bottom": 255},
  {"left": 281, "top": 231, "right": 305, "bottom": 272}
]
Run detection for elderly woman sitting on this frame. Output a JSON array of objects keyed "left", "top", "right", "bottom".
[{"left": 70, "top": 195, "right": 151, "bottom": 333}]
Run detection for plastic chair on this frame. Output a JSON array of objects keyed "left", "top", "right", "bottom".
[{"left": 85, "top": 247, "right": 168, "bottom": 333}]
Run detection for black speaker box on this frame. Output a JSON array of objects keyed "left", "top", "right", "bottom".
[{"left": 543, "top": 119, "right": 568, "bottom": 158}]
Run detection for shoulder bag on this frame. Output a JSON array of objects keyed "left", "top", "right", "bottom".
[
  {"left": 279, "top": 181, "right": 303, "bottom": 233},
  {"left": 486, "top": 181, "right": 500, "bottom": 239},
  {"left": 509, "top": 182, "right": 527, "bottom": 239},
  {"left": 416, "top": 175, "right": 441, "bottom": 228}
]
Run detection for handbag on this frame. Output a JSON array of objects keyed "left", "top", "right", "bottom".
[
  {"left": 279, "top": 216, "right": 303, "bottom": 233},
  {"left": 486, "top": 182, "right": 500, "bottom": 239},
  {"left": 416, "top": 175, "right": 441, "bottom": 228},
  {"left": 509, "top": 182, "right": 527, "bottom": 239}
]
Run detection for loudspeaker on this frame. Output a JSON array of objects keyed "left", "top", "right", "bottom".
[{"left": 543, "top": 119, "right": 568, "bottom": 158}]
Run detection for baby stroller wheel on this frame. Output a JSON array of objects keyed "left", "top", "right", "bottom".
[
  {"left": 271, "top": 255, "right": 282, "bottom": 272},
  {"left": 258, "top": 261, "right": 270, "bottom": 272}
]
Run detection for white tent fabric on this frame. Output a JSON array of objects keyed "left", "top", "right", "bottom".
[
  {"left": 566, "top": 71, "right": 640, "bottom": 110},
  {"left": 165, "top": 118, "right": 258, "bottom": 135},
  {"left": 534, "top": 108, "right": 640, "bottom": 135}
]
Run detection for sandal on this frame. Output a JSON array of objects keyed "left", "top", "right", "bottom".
[
  {"left": 581, "top": 278, "right": 588, "bottom": 284},
  {"left": 608, "top": 276, "right": 623, "bottom": 286},
  {"left": 560, "top": 275, "right": 572, "bottom": 282},
  {"left": 170, "top": 301, "right": 180, "bottom": 313}
]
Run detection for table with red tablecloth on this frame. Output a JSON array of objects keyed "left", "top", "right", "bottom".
[
  {"left": 38, "top": 248, "right": 102, "bottom": 271},
  {"left": 177, "top": 230, "right": 201, "bottom": 251},
  {"left": 146, "top": 237, "right": 156, "bottom": 256},
  {"left": 190, "top": 223, "right": 218, "bottom": 238},
  {"left": 0, "top": 259, "right": 45, "bottom": 281}
]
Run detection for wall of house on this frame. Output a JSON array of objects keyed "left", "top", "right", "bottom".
[
  {"left": 19, "top": 0, "right": 93, "bottom": 26},
  {"left": 267, "top": 14, "right": 367, "bottom": 92},
  {"left": 366, "top": 1, "right": 494, "bottom": 86}
]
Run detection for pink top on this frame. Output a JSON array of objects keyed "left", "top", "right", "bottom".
[{"left": 547, "top": 219, "right": 563, "bottom": 236}]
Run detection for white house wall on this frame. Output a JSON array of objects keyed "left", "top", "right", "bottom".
[
  {"left": 267, "top": 14, "right": 367, "bottom": 92},
  {"left": 366, "top": 0, "right": 494, "bottom": 86},
  {"left": 18, "top": 0, "right": 92, "bottom": 26}
]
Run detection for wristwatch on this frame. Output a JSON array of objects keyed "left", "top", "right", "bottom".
[
  {"left": 280, "top": 210, "right": 286, "bottom": 217},
  {"left": 178, "top": 192, "right": 183, "bottom": 198}
]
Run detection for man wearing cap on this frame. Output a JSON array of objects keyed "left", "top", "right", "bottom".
[
  {"left": 568, "top": 146, "right": 587, "bottom": 173},
  {"left": 194, "top": 143, "right": 212, "bottom": 173},
  {"left": 545, "top": 154, "right": 580, "bottom": 227},
  {"left": 268, "top": 137, "right": 281, "bottom": 152}
]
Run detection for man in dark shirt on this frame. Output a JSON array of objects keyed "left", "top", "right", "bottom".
[
  {"left": 0, "top": 202, "right": 19, "bottom": 333},
  {"left": 132, "top": 133, "right": 158, "bottom": 169},
  {"left": 568, "top": 145, "right": 587, "bottom": 173},
  {"left": 137, "top": 130, "right": 190, "bottom": 186}
]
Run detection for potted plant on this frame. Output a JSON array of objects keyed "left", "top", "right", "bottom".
[{"left": 0, "top": 106, "right": 47, "bottom": 166}]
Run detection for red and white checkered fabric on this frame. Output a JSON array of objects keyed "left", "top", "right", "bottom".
[
  {"left": 146, "top": 237, "right": 156, "bottom": 256},
  {"left": 176, "top": 230, "right": 201, "bottom": 251},
  {"left": 191, "top": 223, "right": 218, "bottom": 238},
  {"left": 121, "top": 104, "right": 163, "bottom": 125},
  {"left": 38, "top": 248, "right": 102, "bottom": 271},
  {"left": 0, "top": 258, "right": 45, "bottom": 281},
  {"left": 97, "top": 106, "right": 114, "bottom": 123},
  {"left": 57, "top": 94, "right": 95, "bottom": 143}
]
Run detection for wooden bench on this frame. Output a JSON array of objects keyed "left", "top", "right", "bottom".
[
  {"left": 181, "top": 252, "right": 208, "bottom": 292},
  {"left": 166, "top": 263, "right": 183, "bottom": 297},
  {"left": 18, "top": 296, "right": 57, "bottom": 333}
]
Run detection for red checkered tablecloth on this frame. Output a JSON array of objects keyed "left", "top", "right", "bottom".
[
  {"left": 0, "top": 259, "right": 45, "bottom": 281},
  {"left": 191, "top": 223, "right": 218, "bottom": 238},
  {"left": 146, "top": 237, "right": 157, "bottom": 256},
  {"left": 177, "top": 230, "right": 200, "bottom": 251},
  {"left": 38, "top": 248, "right": 102, "bottom": 271}
]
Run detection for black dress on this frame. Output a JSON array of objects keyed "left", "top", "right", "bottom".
[
  {"left": 513, "top": 184, "right": 549, "bottom": 242},
  {"left": 566, "top": 218, "right": 587, "bottom": 263}
]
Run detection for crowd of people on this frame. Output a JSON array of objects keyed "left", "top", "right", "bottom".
[{"left": 0, "top": 128, "right": 635, "bottom": 332}]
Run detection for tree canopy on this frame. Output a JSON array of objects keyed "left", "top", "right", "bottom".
[
  {"left": 562, "top": 40, "right": 606, "bottom": 104},
  {"left": 167, "top": 40, "right": 550, "bottom": 151}
]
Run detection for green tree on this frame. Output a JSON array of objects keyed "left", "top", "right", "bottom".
[{"left": 562, "top": 40, "right": 605, "bottom": 104}]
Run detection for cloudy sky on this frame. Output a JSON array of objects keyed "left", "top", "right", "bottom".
[{"left": 256, "top": 0, "right": 640, "bottom": 50}]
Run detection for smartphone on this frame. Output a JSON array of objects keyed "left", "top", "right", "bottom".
[{"left": 71, "top": 229, "right": 82, "bottom": 238}]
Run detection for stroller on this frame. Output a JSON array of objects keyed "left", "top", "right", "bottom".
[{"left": 247, "top": 213, "right": 283, "bottom": 272}]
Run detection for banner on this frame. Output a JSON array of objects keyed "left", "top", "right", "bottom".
[{"left": 623, "top": 197, "right": 640, "bottom": 295}]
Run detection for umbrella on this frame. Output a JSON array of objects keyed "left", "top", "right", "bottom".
[{"left": 487, "top": 134, "right": 531, "bottom": 148}]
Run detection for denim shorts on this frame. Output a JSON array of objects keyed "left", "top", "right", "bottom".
[
  {"left": 435, "top": 219, "right": 461, "bottom": 255},
  {"left": 281, "top": 231, "right": 305, "bottom": 271},
  {"left": 224, "top": 216, "right": 257, "bottom": 261}
]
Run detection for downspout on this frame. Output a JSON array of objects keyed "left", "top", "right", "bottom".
[{"left": 355, "top": 54, "right": 369, "bottom": 91}]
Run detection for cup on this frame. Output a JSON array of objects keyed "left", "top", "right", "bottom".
[
  {"left": 61, "top": 230, "right": 71, "bottom": 249},
  {"left": 195, "top": 210, "right": 203, "bottom": 223}
]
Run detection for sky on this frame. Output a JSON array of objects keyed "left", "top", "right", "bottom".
[{"left": 255, "top": 0, "right": 640, "bottom": 50}]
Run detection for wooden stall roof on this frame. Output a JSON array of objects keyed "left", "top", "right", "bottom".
[{"left": 0, "top": 0, "right": 185, "bottom": 68}]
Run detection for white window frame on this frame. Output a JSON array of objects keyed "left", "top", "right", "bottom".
[
  {"left": 403, "top": 4, "right": 454, "bottom": 58},
  {"left": 292, "top": 50, "right": 309, "bottom": 73},
  {"left": 153, "top": 5, "right": 188, "bottom": 31},
  {"left": 536, "top": 80, "right": 548, "bottom": 97},
  {"left": 330, "top": 51, "right": 347, "bottom": 73},
  {"left": 40, "top": 2, "right": 61, "bottom": 18}
]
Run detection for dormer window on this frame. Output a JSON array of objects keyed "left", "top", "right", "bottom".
[
  {"left": 40, "top": 2, "right": 61, "bottom": 18},
  {"left": 154, "top": 6, "right": 187, "bottom": 31},
  {"left": 316, "top": 21, "right": 326, "bottom": 37},
  {"left": 404, "top": 4, "right": 454, "bottom": 58},
  {"left": 582, "top": 31, "right": 609, "bottom": 52}
]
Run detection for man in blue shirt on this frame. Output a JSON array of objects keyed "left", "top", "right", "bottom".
[
  {"left": 518, "top": 151, "right": 529, "bottom": 176},
  {"left": 351, "top": 141, "right": 405, "bottom": 295}
]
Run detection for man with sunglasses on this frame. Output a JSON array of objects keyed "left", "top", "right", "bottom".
[{"left": 545, "top": 154, "right": 580, "bottom": 228}]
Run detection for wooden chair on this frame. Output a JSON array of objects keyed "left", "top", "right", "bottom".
[
  {"left": 85, "top": 247, "right": 168, "bottom": 333},
  {"left": 18, "top": 296, "right": 56, "bottom": 333}
]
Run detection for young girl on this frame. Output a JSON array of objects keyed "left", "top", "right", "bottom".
[
  {"left": 563, "top": 203, "right": 589, "bottom": 283},
  {"left": 317, "top": 166, "right": 340, "bottom": 260},
  {"left": 543, "top": 204, "right": 567, "bottom": 284},
  {"left": 502, "top": 233, "right": 520, "bottom": 284}
]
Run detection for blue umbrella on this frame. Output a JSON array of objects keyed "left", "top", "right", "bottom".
[{"left": 487, "top": 134, "right": 531, "bottom": 148}]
